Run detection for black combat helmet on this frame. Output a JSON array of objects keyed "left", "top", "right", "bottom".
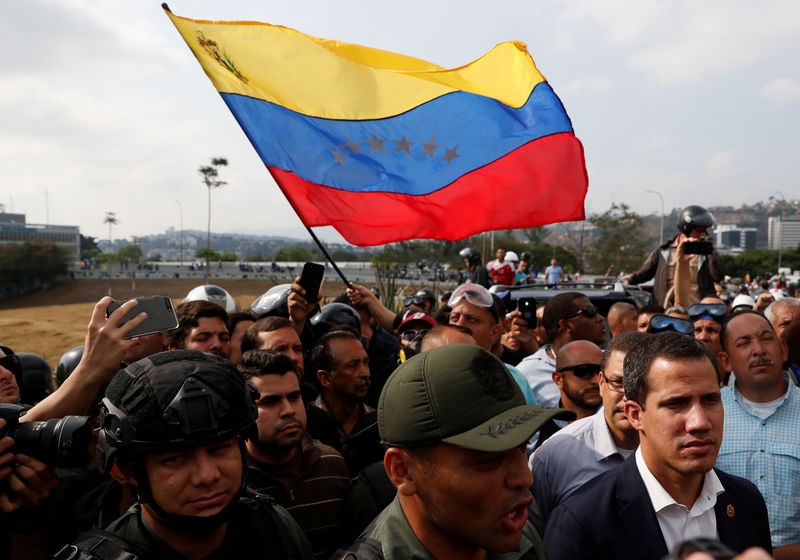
[{"left": 96, "top": 349, "right": 258, "bottom": 475}]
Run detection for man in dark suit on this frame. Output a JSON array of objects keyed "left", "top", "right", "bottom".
[{"left": 544, "top": 332, "right": 771, "bottom": 560}]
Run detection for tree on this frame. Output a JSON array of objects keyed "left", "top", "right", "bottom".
[
  {"left": 0, "top": 239, "right": 69, "bottom": 288},
  {"left": 586, "top": 203, "right": 651, "bottom": 275},
  {"left": 274, "top": 247, "right": 313, "bottom": 262},
  {"left": 199, "top": 157, "right": 228, "bottom": 282},
  {"left": 118, "top": 244, "right": 143, "bottom": 263},
  {"left": 195, "top": 248, "right": 222, "bottom": 262}
]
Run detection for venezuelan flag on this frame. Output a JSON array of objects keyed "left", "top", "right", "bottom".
[{"left": 164, "top": 6, "right": 588, "bottom": 246}]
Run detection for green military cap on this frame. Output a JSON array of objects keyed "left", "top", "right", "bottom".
[{"left": 378, "top": 344, "right": 574, "bottom": 452}]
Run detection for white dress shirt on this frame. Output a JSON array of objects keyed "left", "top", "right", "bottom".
[{"left": 635, "top": 447, "right": 724, "bottom": 553}]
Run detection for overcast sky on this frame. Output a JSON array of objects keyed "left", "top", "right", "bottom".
[{"left": 3, "top": 0, "right": 799, "bottom": 245}]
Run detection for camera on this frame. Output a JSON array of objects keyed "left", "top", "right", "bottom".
[
  {"left": 0, "top": 404, "right": 92, "bottom": 467},
  {"left": 683, "top": 240, "right": 714, "bottom": 255}
]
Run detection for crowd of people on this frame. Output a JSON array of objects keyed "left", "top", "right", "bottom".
[{"left": 1, "top": 211, "right": 799, "bottom": 559}]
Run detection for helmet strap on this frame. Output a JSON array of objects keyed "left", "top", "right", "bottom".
[{"left": 131, "top": 439, "right": 248, "bottom": 534}]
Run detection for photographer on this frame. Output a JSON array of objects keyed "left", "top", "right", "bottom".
[{"left": 623, "top": 205, "right": 724, "bottom": 308}]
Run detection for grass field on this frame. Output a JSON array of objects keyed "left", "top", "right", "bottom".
[{"left": 0, "top": 278, "right": 353, "bottom": 370}]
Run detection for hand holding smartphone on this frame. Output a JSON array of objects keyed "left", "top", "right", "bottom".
[
  {"left": 106, "top": 296, "right": 179, "bottom": 339},
  {"left": 299, "top": 262, "right": 325, "bottom": 303}
]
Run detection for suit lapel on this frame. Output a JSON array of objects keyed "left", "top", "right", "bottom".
[{"left": 617, "top": 457, "right": 669, "bottom": 560}]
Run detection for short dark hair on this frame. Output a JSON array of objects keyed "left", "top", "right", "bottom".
[
  {"left": 719, "top": 309, "right": 773, "bottom": 352},
  {"left": 601, "top": 330, "right": 649, "bottom": 371},
  {"left": 543, "top": 292, "right": 585, "bottom": 342},
  {"left": 623, "top": 332, "right": 718, "bottom": 408},
  {"left": 237, "top": 349, "right": 296, "bottom": 381},
  {"left": 638, "top": 303, "right": 665, "bottom": 316},
  {"left": 310, "top": 330, "right": 362, "bottom": 376},
  {"left": 240, "top": 316, "right": 293, "bottom": 354},
  {"left": 227, "top": 310, "right": 257, "bottom": 334},
  {"left": 165, "top": 300, "right": 228, "bottom": 349}
]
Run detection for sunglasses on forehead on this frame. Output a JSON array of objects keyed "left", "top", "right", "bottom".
[
  {"left": 555, "top": 363, "right": 602, "bottom": 379},
  {"left": 564, "top": 305, "right": 599, "bottom": 320},
  {"left": 0, "top": 354, "right": 21, "bottom": 376}
]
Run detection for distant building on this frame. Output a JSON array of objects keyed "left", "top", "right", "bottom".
[
  {"left": 715, "top": 224, "right": 757, "bottom": 253},
  {"left": 768, "top": 216, "right": 800, "bottom": 251},
  {"left": 0, "top": 211, "right": 80, "bottom": 260}
]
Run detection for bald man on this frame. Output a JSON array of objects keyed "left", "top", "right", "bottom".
[
  {"left": 607, "top": 302, "right": 638, "bottom": 339},
  {"left": 552, "top": 340, "right": 603, "bottom": 421}
]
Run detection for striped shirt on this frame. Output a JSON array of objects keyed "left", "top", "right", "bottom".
[
  {"left": 248, "top": 434, "right": 350, "bottom": 559},
  {"left": 715, "top": 373, "right": 800, "bottom": 547}
]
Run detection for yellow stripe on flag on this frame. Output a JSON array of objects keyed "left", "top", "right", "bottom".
[{"left": 165, "top": 9, "right": 545, "bottom": 120}]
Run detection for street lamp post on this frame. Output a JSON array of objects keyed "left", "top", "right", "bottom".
[
  {"left": 175, "top": 200, "right": 184, "bottom": 270},
  {"left": 774, "top": 191, "right": 785, "bottom": 272},
  {"left": 645, "top": 190, "right": 664, "bottom": 246}
]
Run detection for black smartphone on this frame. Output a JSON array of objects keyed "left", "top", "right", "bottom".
[
  {"left": 299, "top": 262, "right": 325, "bottom": 303},
  {"left": 683, "top": 240, "right": 713, "bottom": 255},
  {"left": 517, "top": 297, "right": 537, "bottom": 328},
  {"left": 106, "top": 296, "right": 179, "bottom": 339}
]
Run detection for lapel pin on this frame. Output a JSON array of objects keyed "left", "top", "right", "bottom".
[{"left": 726, "top": 504, "right": 735, "bottom": 518}]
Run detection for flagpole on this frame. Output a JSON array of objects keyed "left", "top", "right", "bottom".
[{"left": 304, "top": 225, "right": 352, "bottom": 289}]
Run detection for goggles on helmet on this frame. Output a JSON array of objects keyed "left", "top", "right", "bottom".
[
  {"left": 687, "top": 303, "right": 727, "bottom": 323},
  {"left": 448, "top": 283, "right": 498, "bottom": 321},
  {"left": 647, "top": 314, "right": 694, "bottom": 335}
]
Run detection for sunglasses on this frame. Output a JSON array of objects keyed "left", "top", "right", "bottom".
[
  {"left": 400, "top": 329, "right": 429, "bottom": 341},
  {"left": 647, "top": 314, "right": 694, "bottom": 335},
  {"left": 564, "top": 305, "right": 599, "bottom": 320},
  {"left": 0, "top": 354, "right": 21, "bottom": 376},
  {"left": 687, "top": 303, "right": 727, "bottom": 323},
  {"left": 556, "top": 363, "right": 601, "bottom": 379}
]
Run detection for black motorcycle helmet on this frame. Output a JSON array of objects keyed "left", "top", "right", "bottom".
[
  {"left": 15, "top": 352, "right": 55, "bottom": 405},
  {"left": 520, "top": 251, "right": 532, "bottom": 263},
  {"left": 310, "top": 302, "right": 362, "bottom": 339},
  {"left": 249, "top": 284, "right": 291, "bottom": 318},
  {"left": 459, "top": 247, "right": 482, "bottom": 265},
  {"left": 677, "top": 205, "right": 716, "bottom": 235},
  {"left": 56, "top": 346, "right": 84, "bottom": 387}
]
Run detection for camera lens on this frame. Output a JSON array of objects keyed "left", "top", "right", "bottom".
[{"left": 12, "top": 415, "right": 92, "bottom": 467}]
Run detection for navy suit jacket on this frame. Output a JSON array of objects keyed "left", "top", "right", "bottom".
[{"left": 544, "top": 455, "right": 772, "bottom": 560}]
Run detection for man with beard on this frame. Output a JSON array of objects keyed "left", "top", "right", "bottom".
[
  {"left": 306, "top": 331, "right": 383, "bottom": 474},
  {"left": 238, "top": 350, "right": 349, "bottom": 560},
  {"left": 552, "top": 340, "right": 603, "bottom": 421},
  {"left": 716, "top": 310, "right": 800, "bottom": 558},
  {"left": 545, "top": 333, "right": 771, "bottom": 560},
  {"left": 530, "top": 332, "right": 644, "bottom": 523}
]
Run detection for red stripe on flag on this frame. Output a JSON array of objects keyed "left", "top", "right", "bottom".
[{"left": 268, "top": 132, "right": 588, "bottom": 246}]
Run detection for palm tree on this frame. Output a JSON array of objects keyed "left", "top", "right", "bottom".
[
  {"left": 198, "top": 157, "right": 228, "bottom": 283},
  {"left": 103, "top": 211, "right": 118, "bottom": 295}
]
